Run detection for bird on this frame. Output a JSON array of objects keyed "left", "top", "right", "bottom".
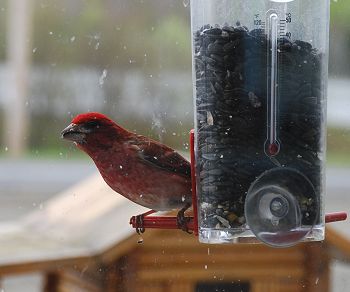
[{"left": 61, "top": 112, "right": 192, "bottom": 233}]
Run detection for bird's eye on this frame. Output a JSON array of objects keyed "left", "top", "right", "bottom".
[{"left": 84, "top": 121, "right": 100, "bottom": 129}]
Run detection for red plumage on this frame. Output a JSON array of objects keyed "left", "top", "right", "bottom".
[{"left": 61, "top": 112, "right": 192, "bottom": 212}]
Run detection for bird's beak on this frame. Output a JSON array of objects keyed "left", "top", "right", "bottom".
[{"left": 61, "top": 123, "right": 86, "bottom": 143}]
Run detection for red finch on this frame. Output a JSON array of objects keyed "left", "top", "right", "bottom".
[{"left": 61, "top": 112, "right": 192, "bottom": 232}]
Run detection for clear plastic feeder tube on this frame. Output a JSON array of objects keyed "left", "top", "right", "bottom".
[{"left": 191, "top": 0, "right": 329, "bottom": 246}]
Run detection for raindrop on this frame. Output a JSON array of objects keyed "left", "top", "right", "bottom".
[
  {"left": 137, "top": 237, "right": 144, "bottom": 244},
  {"left": 5, "top": 146, "right": 8, "bottom": 152},
  {"left": 315, "top": 277, "right": 319, "bottom": 285},
  {"left": 204, "top": 265, "right": 208, "bottom": 269},
  {"left": 49, "top": 31, "right": 53, "bottom": 35},
  {"left": 32, "top": 47, "right": 37, "bottom": 53},
  {"left": 119, "top": 165, "right": 123, "bottom": 169},
  {"left": 95, "top": 42, "right": 100, "bottom": 50},
  {"left": 182, "top": 195, "right": 185, "bottom": 202},
  {"left": 39, "top": 203, "right": 44, "bottom": 210},
  {"left": 172, "top": 132, "right": 176, "bottom": 136},
  {"left": 70, "top": 36, "right": 76, "bottom": 42},
  {"left": 183, "top": 0, "right": 189, "bottom": 7},
  {"left": 99, "top": 69, "right": 108, "bottom": 86}
]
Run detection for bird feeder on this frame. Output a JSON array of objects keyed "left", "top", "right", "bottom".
[{"left": 130, "top": 0, "right": 348, "bottom": 247}]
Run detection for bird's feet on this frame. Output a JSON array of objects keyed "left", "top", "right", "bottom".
[
  {"left": 133, "top": 210, "right": 156, "bottom": 234},
  {"left": 135, "top": 214, "right": 145, "bottom": 234},
  {"left": 177, "top": 203, "right": 192, "bottom": 234}
]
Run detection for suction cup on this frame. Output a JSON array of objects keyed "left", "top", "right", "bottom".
[{"left": 245, "top": 167, "right": 318, "bottom": 247}]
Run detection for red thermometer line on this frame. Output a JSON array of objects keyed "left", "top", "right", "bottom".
[{"left": 265, "top": 12, "right": 280, "bottom": 157}]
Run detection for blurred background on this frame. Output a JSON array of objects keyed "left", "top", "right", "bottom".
[{"left": 0, "top": 0, "right": 349, "bottom": 291}]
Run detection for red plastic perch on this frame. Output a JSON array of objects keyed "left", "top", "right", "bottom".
[{"left": 130, "top": 211, "right": 347, "bottom": 232}]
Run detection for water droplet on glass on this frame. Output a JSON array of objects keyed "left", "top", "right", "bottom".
[
  {"left": 183, "top": 0, "right": 189, "bottom": 7},
  {"left": 137, "top": 237, "right": 144, "bottom": 244},
  {"left": 119, "top": 165, "right": 123, "bottom": 169},
  {"left": 5, "top": 146, "right": 8, "bottom": 152},
  {"left": 32, "top": 47, "right": 37, "bottom": 53},
  {"left": 315, "top": 277, "right": 319, "bottom": 284},
  {"left": 99, "top": 69, "right": 108, "bottom": 86},
  {"left": 39, "top": 203, "right": 44, "bottom": 210},
  {"left": 49, "top": 31, "right": 53, "bottom": 35},
  {"left": 182, "top": 195, "right": 185, "bottom": 202},
  {"left": 204, "top": 265, "right": 208, "bottom": 270},
  {"left": 95, "top": 42, "right": 100, "bottom": 50}
]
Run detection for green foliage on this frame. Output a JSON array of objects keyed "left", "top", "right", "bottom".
[
  {"left": 327, "top": 127, "right": 350, "bottom": 166},
  {"left": 29, "top": 0, "right": 191, "bottom": 69},
  {"left": 330, "top": 0, "right": 350, "bottom": 26}
]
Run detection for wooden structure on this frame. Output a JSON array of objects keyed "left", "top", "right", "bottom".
[
  {"left": 0, "top": 227, "right": 349, "bottom": 292},
  {"left": 0, "top": 174, "right": 349, "bottom": 292}
]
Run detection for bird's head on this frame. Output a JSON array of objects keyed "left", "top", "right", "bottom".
[{"left": 61, "top": 112, "right": 124, "bottom": 150}]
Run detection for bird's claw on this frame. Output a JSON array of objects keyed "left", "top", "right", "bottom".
[
  {"left": 135, "top": 214, "right": 145, "bottom": 234},
  {"left": 177, "top": 203, "right": 192, "bottom": 234}
]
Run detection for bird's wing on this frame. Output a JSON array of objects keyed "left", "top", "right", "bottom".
[{"left": 126, "top": 136, "right": 191, "bottom": 178}]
